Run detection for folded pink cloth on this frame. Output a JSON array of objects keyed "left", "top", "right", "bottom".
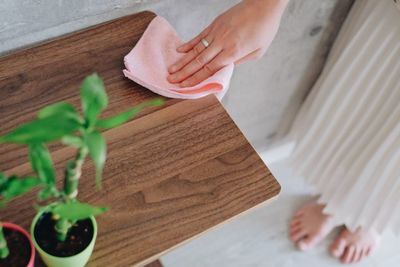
[{"left": 123, "top": 16, "right": 234, "bottom": 100}]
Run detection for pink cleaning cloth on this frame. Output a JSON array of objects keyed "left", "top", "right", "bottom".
[{"left": 123, "top": 16, "right": 234, "bottom": 100}]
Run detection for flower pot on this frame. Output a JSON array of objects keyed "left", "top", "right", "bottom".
[
  {"left": 1, "top": 222, "right": 35, "bottom": 267},
  {"left": 31, "top": 207, "right": 97, "bottom": 267}
]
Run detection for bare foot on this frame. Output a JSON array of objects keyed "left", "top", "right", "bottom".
[
  {"left": 289, "top": 201, "right": 337, "bottom": 250},
  {"left": 330, "top": 227, "right": 381, "bottom": 264}
]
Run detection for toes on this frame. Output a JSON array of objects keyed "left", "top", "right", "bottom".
[
  {"left": 330, "top": 238, "right": 346, "bottom": 258},
  {"left": 352, "top": 247, "right": 362, "bottom": 263},
  {"left": 358, "top": 248, "right": 366, "bottom": 262},
  {"left": 290, "top": 228, "right": 306, "bottom": 242},
  {"left": 365, "top": 246, "right": 372, "bottom": 257},
  {"left": 289, "top": 202, "right": 334, "bottom": 252},
  {"left": 356, "top": 246, "right": 374, "bottom": 262},
  {"left": 290, "top": 221, "right": 302, "bottom": 232},
  {"left": 289, "top": 219, "right": 304, "bottom": 240},
  {"left": 289, "top": 223, "right": 302, "bottom": 234},
  {"left": 297, "top": 235, "right": 318, "bottom": 251},
  {"left": 333, "top": 227, "right": 380, "bottom": 263},
  {"left": 341, "top": 245, "right": 355, "bottom": 264},
  {"left": 294, "top": 209, "right": 305, "bottom": 217},
  {"left": 289, "top": 212, "right": 303, "bottom": 232},
  {"left": 289, "top": 223, "right": 302, "bottom": 235},
  {"left": 366, "top": 244, "right": 376, "bottom": 257},
  {"left": 290, "top": 218, "right": 301, "bottom": 227}
]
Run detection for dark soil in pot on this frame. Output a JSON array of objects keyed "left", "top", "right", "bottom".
[
  {"left": 0, "top": 228, "right": 31, "bottom": 267},
  {"left": 34, "top": 212, "right": 94, "bottom": 257}
]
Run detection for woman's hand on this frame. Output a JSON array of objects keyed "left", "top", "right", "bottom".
[{"left": 167, "top": 0, "right": 289, "bottom": 87}]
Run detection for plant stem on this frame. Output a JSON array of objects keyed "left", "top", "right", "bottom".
[
  {"left": 0, "top": 225, "right": 9, "bottom": 259},
  {"left": 54, "top": 217, "right": 71, "bottom": 242},
  {"left": 54, "top": 146, "right": 88, "bottom": 242}
]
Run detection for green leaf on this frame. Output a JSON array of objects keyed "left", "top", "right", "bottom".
[
  {"left": 38, "top": 102, "right": 77, "bottom": 119},
  {"left": 37, "top": 186, "right": 59, "bottom": 201},
  {"left": 0, "top": 114, "right": 81, "bottom": 144},
  {"left": 0, "top": 176, "right": 41, "bottom": 201},
  {"left": 38, "top": 187, "right": 52, "bottom": 200},
  {"left": 80, "top": 73, "right": 108, "bottom": 128},
  {"left": 84, "top": 131, "right": 106, "bottom": 188},
  {"left": 0, "top": 173, "right": 6, "bottom": 187},
  {"left": 96, "top": 98, "right": 164, "bottom": 130},
  {"left": 52, "top": 201, "right": 108, "bottom": 221},
  {"left": 28, "top": 143, "right": 56, "bottom": 185},
  {"left": 62, "top": 135, "right": 83, "bottom": 148},
  {"left": 0, "top": 173, "right": 8, "bottom": 199}
]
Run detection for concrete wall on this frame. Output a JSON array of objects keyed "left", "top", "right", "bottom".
[{"left": 0, "top": 0, "right": 353, "bottom": 151}]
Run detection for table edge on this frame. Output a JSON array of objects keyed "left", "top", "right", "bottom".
[{"left": 135, "top": 191, "right": 281, "bottom": 267}]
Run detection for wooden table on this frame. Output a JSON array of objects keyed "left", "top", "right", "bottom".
[{"left": 0, "top": 11, "right": 280, "bottom": 267}]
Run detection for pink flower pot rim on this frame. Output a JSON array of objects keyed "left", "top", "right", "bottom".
[{"left": 2, "top": 222, "right": 35, "bottom": 267}]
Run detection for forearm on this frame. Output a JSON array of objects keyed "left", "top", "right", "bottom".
[
  {"left": 243, "top": 0, "right": 289, "bottom": 8},
  {"left": 243, "top": 0, "right": 289, "bottom": 18}
]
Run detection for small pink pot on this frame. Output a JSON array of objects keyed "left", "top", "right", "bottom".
[{"left": 3, "top": 222, "right": 35, "bottom": 267}]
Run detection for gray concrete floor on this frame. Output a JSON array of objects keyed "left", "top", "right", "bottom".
[{"left": 161, "top": 148, "right": 400, "bottom": 267}]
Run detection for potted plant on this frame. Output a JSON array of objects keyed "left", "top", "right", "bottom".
[
  {"left": 0, "top": 172, "right": 38, "bottom": 267},
  {"left": 0, "top": 73, "right": 163, "bottom": 267},
  {"left": 0, "top": 223, "right": 35, "bottom": 267}
]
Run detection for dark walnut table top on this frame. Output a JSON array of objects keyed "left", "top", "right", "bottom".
[{"left": 0, "top": 11, "right": 280, "bottom": 267}]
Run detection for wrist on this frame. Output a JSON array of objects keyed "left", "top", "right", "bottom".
[{"left": 243, "top": 0, "right": 289, "bottom": 13}]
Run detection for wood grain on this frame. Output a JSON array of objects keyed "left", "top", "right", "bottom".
[
  {"left": 0, "top": 11, "right": 179, "bottom": 171},
  {"left": 0, "top": 11, "right": 280, "bottom": 267},
  {"left": 144, "top": 260, "right": 163, "bottom": 267}
]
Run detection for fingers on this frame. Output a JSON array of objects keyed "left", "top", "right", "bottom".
[
  {"left": 177, "top": 26, "right": 211, "bottom": 53},
  {"left": 168, "top": 41, "right": 221, "bottom": 83},
  {"left": 169, "top": 34, "right": 213, "bottom": 74},
  {"left": 168, "top": 42, "right": 205, "bottom": 75},
  {"left": 179, "top": 50, "right": 233, "bottom": 87},
  {"left": 175, "top": 46, "right": 264, "bottom": 87}
]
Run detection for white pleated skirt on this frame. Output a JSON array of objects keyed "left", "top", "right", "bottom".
[{"left": 288, "top": 0, "right": 400, "bottom": 235}]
